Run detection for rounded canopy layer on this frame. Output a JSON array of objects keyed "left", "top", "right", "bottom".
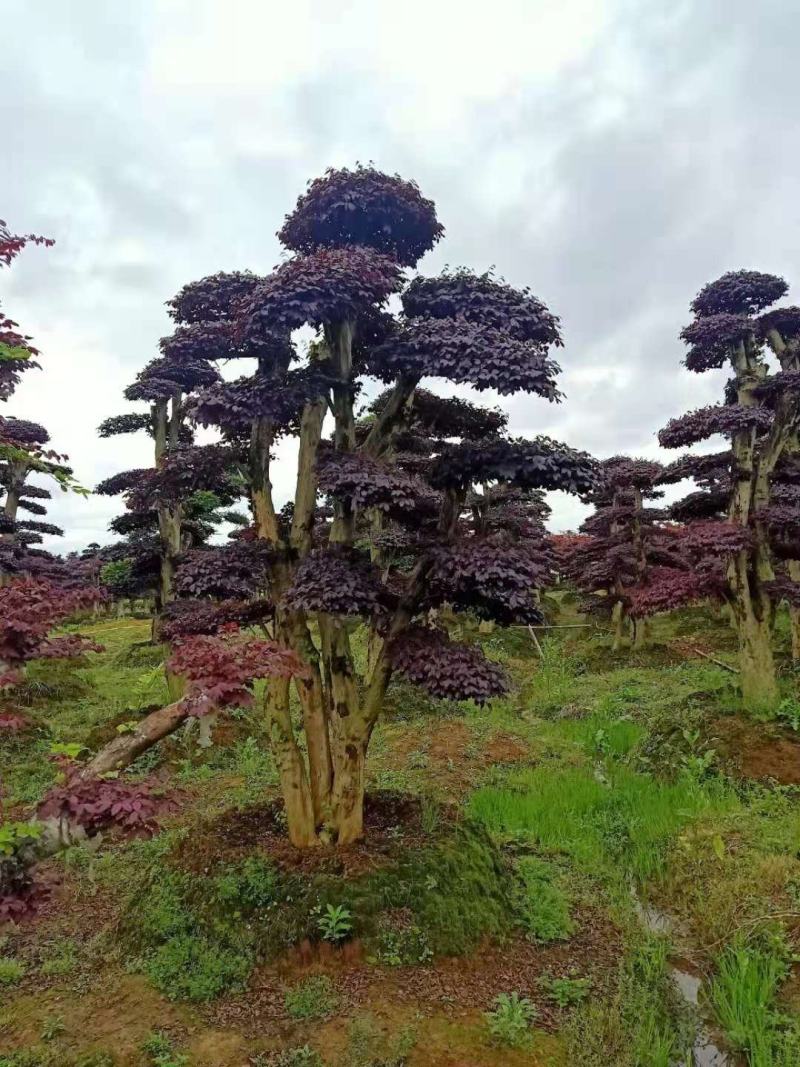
[{"left": 278, "top": 166, "right": 443, "bottom": 267}]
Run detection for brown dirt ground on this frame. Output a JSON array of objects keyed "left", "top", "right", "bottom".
[
  {"left": 207, "top": 904, "right": 621, "bottom": 1039},
  {"left": 710, "top": 715, "right": 800, "bottom": 784}
]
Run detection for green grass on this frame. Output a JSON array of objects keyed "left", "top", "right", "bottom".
[
  {"left": 469, "top": 762, "right": 738, "bottom": 882},
  {"left": 710, "top": 938, "right": 800, "bottom": 1065},
  {"left": 0, "top": 956, "right": 25, "bottom": 986},
  {"left": 284, "top": 974, "right": 339, "bottom": 1020}
]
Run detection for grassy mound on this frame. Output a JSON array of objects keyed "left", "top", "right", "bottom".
[{"left": 114, "top": 799, "right": 519, "bottom": 1001}]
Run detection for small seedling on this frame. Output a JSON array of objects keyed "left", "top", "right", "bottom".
[
  {"left": 41, "top": 1014, "right": 66, "bottom": 1041},
  {"left": 316, "top": 902, "right": 353, "bottom": 943},
  {"left": 284, "top": 974, "right": 338, "bottom": 1020}
]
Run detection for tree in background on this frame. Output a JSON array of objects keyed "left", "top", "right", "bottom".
[
  {"left": 657, "top": 271, "right": 800, "bottom": 711},
  {"left": 561, "top": 457, "right": 678, "bottom": 650},
  {"left": 0, "top": 219, "right": 53, "bottom": 398},
  {"left": 181, "top": 167, "right": 596, "bottom": 846},
  {"left": 95, "top": 299, "right": 247, "bottom": 635}
]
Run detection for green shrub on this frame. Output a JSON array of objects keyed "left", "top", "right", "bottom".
[
  {"left": 515, "top": 857, "right": 573, "bottom": 942},
  {"left": 284, "top": 975, "right": 338, "bottom": 1020},
  {"left": 485, "top": 992, "right": 537, "bottom": 1048},
  {"left": 144, "top": 933, "right": 250, "bottom": 1001},
  {"left": 316, "top": 903, "right": 353, "bottom": 943},
  {"left": 0, "top": 956, "right": 25, "bottom": 985},
  {"left": 40, "top": 939, "right": 79, "bottom": 977}
]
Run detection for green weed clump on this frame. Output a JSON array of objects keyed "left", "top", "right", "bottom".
[
  {"left": 284, "top": 974, "right": 338, "bottom": 1020},
  {"left": 485, "top": 992, "right": 537, "bottom": 1048},
  {"left": 141, "top": 1031, "right": 189, "bottom": 1067},
  {"left": 566, "top": 936, "right": 690, "bottom": 1067},
  {"left": 514, "top": 856, "right": 573, "bottom": 942},
  {"left": 0, "top": 956, "right": 25, "bottom": 985},
  {"left": 710, "top": 937, "right": 800, "bottom": 1065},
  {"left": 344, "top": 1014, "right": 416, "bottom": 1067}
]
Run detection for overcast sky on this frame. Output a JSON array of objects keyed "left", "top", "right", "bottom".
[{"left": 3, "top": 0, "right": 798, "bottom": 551}]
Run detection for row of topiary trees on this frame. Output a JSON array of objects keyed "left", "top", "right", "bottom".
[{"left": 5, "top": 169, "right": 800, "bottom": 860}]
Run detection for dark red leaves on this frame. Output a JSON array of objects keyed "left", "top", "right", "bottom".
[
  {"left": 690, "top": 271, "right": 787, "bottom": 317},
  {"left": 282, "top": 548, "right": 387, "bottom": 617},
  {"left": 0, "top": 579, "right": 104, "bottom": 673},
  {"left": 167, "top": 271, "right": 265, "bottom": 324},
  {"left": 167, "top": 633, "right": 306, "bottom": 717},
  {"left": 388, "top": 626, "right": 508, "bottom": 704},
  {"left": 402, "top": 269, "right": 562, "bottom": 345},
  {"left": 317, "top": 450, "right": 437, "bottom": 515},
  {"left": 658, "top": 405, "right": 772, "bottom": 449},
  {"left": 681, "top": 313, "right": 753, "bottom": 372},
  {"left": 430, "top": 437, "right": 597, "bottom": 494},
  {"left": 370, "top": 317, "right": 562, "bottom": 398},
  {"left": 278, "top": 166, "right": 443, "bottom": 267}
]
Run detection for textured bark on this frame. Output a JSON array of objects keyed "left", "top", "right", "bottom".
[
  {"left": 79, "top": 700, "right": 188, "bottom": 778},
  {"left": 265, "top": 675, "right": 317, "bottom": 847}
]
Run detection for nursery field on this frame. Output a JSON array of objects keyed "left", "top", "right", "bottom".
[{"left": 3, "top": 602, "right": 800, "bottom": 1067}]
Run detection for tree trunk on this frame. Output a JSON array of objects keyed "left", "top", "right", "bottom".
[
  {"left": 611, "top": 600, "right": 625, "bottom": 652},
  {"left": 738, "top": 610, "right": 780, "bottom": 713},
  {"left": 331, "top": 732, "right": 367, "bottom": 845},
  {"left": 265, "top": 675, "right": 318, "bottom": 847},
  {"left": 80, "top": 701, "right": 188, "bottom": 778}
]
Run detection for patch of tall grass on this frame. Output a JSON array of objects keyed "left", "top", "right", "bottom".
[{"left": 468, "top": 763, "right": 738, "bottom": 882}]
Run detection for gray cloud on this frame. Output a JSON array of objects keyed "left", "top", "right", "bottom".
[{"left": 3, "top": 0, "right": 798, "bottom": 549}]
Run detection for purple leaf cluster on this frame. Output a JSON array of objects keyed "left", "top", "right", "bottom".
[
  {"left": 425, "top": 540, "right": 548, "bottom": 624},
  {"left": 278, "top": 165, "right": 443, "bottom": 267},
  {"left": 240, "top": 245, "right": 404, "bottom": 337},
  {"left": 680, "top": 313, "right": 753, "bottom": 372},
  {"left": 658, "top": 404, "right": 773, "bottom": 449},
  {"left": 430, "top": 437, "right": 597, "bottom": 494},
  {"left": 317, "top": 450, "right": 437, "bottom": 514},
  {"left": 282, "top": 547, "right": 387, "bottom": 616},
  {"left": 388, "top": 626, "right": 508, "bottom": 704},
  {"left": 370, "top": 317, "right": 562, "bottom": 397},
  {"left": 402, "top": 269, "right": 562, "bottom": 344},
  {"left": 690, "top": 271, "right": 788, "bottom": 317},
  {"left": 174, "top": 542, "right": 272, "bottom": 600}
]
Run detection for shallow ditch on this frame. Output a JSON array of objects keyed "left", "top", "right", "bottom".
[{"left": 633, "top": 895, "right": 740, "bottom": 1066}]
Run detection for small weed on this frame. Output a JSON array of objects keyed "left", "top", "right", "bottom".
[
  {"left": 0, "top": 956, "right": 25, "bottom": 985},
  {"left": 485, "top": 992, "right": 537, "bottom": 1048},
  {"left": 284, "top": 974, "right": 338, "bottom": 1020},
  {"left": 345, "top": 1014, "right": 416, "bottom": 1066},
  {"left": 141, "top": 1031, "right": 189, "bottom": 1067},
  {"left": 374, "top": 924, "right": 433, "bottom": 966},
  {"left": 538, "top": 973, "right": 592, "bottom": 1008},
  {"left": 40, "top": 938, "right": 79, "bottom": 977},
  {"left": 316, "top": 903, "right": 353, "bottom": 943},
  {"left": 258, "top": 1049, "right": 323, "bottom": 1067},
  {"left": 40, "top": 1015, "right": 65, "bottom": 1041}
]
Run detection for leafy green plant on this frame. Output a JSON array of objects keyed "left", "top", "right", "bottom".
[
  {"left": 143, "top": 933, "right": 250, "bottom": 1001},
  {"left": 284, "top": 974, "right": 338, "bottom": 1020},
  {"left": 214, "top": 857, "right": 278, "bottom": 911},
  {"left": 485, "top": 992, "right": 537, "bottom": 1048},
  {"left": 345, "top": 1014, "right": 416, "bottom": 1067},
  {"left": 374, "top": 924, "right": 432, "bottom": 966},
  {"left": 538, "top": 973, "right": 591, "bottom": 1008},
  {"left": 316, "top": 903, "right": 353, "bottom": 943},
  {"left": 0, "top": 821, "right": 42, "bottom": 857},
  {"left": 0, "top": 956, "right": 25, "bottom": 985}
]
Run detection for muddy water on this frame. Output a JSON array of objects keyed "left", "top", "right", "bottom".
[{"left": 632, "top": 894, "right": 738, "bottom": 1066}]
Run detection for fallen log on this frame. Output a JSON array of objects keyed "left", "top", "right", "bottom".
[{"left": 78, "top": 700, "right": 188, "bottom": 779}]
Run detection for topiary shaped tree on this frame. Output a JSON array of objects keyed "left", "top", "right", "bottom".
[
  {"left": 657, "top": 271, "right": 800, "bottom": 711},
  {"left": 175, "top": 166, "right": 596, "bottom": 846}
]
